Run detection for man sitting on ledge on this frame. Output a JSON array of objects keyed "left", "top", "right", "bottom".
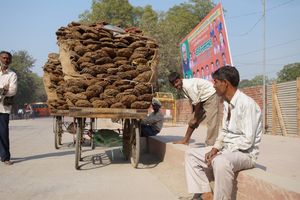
[
  {"left": 185, "top": 66, "right": 262, "bottom": 200},
  {"left": 141, "top": 98, "right": 164, "bottom": 137}
]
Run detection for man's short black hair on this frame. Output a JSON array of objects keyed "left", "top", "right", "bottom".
[
  {"left": 0, "top": 51, "right": 12, "bottom": 59},
  {"left": 212, "top": 66, "right": 240, "bottom": 87},
  {"left": 168, "top": 72, "right": 181, "bottom": 84}
]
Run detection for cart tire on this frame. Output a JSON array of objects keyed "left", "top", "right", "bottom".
[
  {"left": 90, "top": 118, "right": 96, "bottom": 150},
  {"left": 58, "top": 117, "right": 63, "bottom": 145},
  {"left": 75, "top": 118, "right": 83, "bottom": 170},
  {"left": 91, "top": 136, "right": 95, "bottom": 150},
  {"left": 122, "top": 119, "right": 130, "bottom": 160},
  {"left": 54, "top": 116, "right": 62, "bottom": 149},
  {"left": 130, "top": 119, "right": 140, "bottom": 168},
  {"left": 54, "top": 119, "right": 59, "bottom": 149}
]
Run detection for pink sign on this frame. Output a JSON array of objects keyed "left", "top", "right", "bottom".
[{"left": 180, "top": 3, "right": 232, "bottom": 80}]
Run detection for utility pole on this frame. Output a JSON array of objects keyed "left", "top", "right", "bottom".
[{"left": 262, "top": 0, "right": 266, "bottom": 133}]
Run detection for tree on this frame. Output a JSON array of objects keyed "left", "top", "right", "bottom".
[
  {"left": 9, "top": 50, "right": 45, "bottom": 112},
  {"left": 139, "top": 5, "right": 158, "bottom": 36},
  {"left": 79, "top": 0, "right": 135, "bottom": 27},
  {"left": 32, "top": 73, "right": 47, "bottom": 102},
  {"left": 154, "top": 1, "right": 214, "bottom": 93},
  {"left": 239, "top": 75, "right": 267, "bottom": 88},
  {"left": 277, "top": 63, "right": 300, "bottom": 83}
]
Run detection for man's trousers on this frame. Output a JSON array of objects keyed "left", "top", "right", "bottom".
[
  {"left": 185, "top": 147, "right": 254, "bottom": 200},
  {"left": 0, "top": 113, "right": 10, "bottom": 162}
]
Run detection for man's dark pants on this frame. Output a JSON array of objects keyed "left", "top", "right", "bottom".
[
  {"left": 141, "top": 124, "right": 158, "bottom": 137},
  {"left": 0, "top": 113, "right": 10, "bottom": 162}
]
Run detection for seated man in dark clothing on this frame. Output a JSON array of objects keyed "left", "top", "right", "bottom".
[{"left": 141, "top": 98, "right": 164, "bottom": 137}]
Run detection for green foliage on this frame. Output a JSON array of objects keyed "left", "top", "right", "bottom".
[
  {"left": 239, "top": 63, "right": 300, "bottom": 88},
  {"left": 277, "top": 63, "right": 300, "bottom": 83},
  {"left": 139, "top": 5, "right": 158, "bottom": 36},
  {"left": 239, "top": 75, "right": 268, "bottom": 88},
  {"left": 239, "top": 75, "right": 262, "bottom": 88},
  {"left": 94, "top": 129, "right": 122, "bottom": 147},
  {"left": 154, "top": 1, "right": 215, "bottom": 94},
  {"left": 9, "top": 51, "right": 46, "bottom": 111},
  {"left": 32, "top": 74, "right": 47, "bottom": 102},
  {"left": 79, "top": 0, "right": 135, "bottom": 27}
]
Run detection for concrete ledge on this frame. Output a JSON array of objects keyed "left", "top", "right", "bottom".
[
  {"left": 233, "top": 169, "right": 300, "bottom": 200},
  {"left": 148, "top": 135, "right": 300, "bottom": 200}
]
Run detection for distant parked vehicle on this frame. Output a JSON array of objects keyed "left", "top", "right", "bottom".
[{"left": 30, "top": 102, "right": 50, "bottom": 117}]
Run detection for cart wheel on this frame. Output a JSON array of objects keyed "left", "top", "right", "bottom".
[
  {"left": 91, "top": 134, "right": 95, "bottom": 150},
  {"left": 130, "top": 119, "right": 140, "bottom": 168},
  {"left": 54, "top": 116, "right": 62, "bottom": 149},
  {"left": 90, "top": 118, "right": 96, "bottom": 150},
  {"left": 75, "top": 118, "right": 83, "bottom": 170},
  {"left": 122, "top": 119, "right": 130, "bottom": 160},
  {"left": 58, "top": 117, "right": 63, "bottom": 145}
]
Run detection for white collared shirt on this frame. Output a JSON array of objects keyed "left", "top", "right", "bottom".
[
  {"left": 213, "top": 90, "right": 262, "bottom": 162},
  {"left": 182, "top": 78, "right": 216, "bottom": 105},
  {"left": 0, "top": 69, "right": 18, "bottom": 114}
]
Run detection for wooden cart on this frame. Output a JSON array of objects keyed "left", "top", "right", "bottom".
[
  {"left": 51, "top": 110, "right": 96, "bottom": 150},
  {"left": 68, "top": 107, "right": 148, "bottom": 170},
  {"left": 50, "top": 110, "right": 70, "bottom": 149}
]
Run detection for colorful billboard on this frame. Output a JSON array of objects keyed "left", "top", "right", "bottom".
[{"left": 180, "top": 3, "right": 232, "bottom": 80}]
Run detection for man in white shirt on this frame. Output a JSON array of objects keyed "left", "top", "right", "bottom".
[
  {"left": 168, "top": 72, "right": 220, "bottom": 146},
  {"left": 185, "top": 66, "right": 262, "bottom": 200},
  {"left": 141, "top": 98, "right": 164, "bottom": 137},
  {"left": 0, "top": 51, "right": 18, "bottom": 165}
]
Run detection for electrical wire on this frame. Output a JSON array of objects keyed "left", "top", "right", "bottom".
[
  {"left": 230, "top": 16, "right": 263, "bottom": 37},
  {"left": 225, "top": 0, "right": 295, "bottom": 36},
  {"left": 226, "top": 0, "right": 295, "bottom": 20},
  {"left": 233, "top": 38, "right": 300, "bottom": 57},
  {"left": 234, "top": 52, "right": 299, "bottom": 66}
]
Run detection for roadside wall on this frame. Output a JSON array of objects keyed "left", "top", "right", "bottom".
[
  {"left": 175, "top": 85, "right": 263, "bottom": 124},
  {"left": 174, "top": 80, "right": 299, "bottom": 136}
]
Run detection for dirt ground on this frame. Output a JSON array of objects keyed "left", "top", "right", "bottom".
[
  {"left": 1, "top": 117, "right": 300, "bottom": 200},
  {"left": 0, "top": 118, "right": 177, "bottom": 200}
]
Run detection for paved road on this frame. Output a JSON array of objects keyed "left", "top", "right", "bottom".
[{"left": 0, "top": 118, "right": 177, "bottom": 200}]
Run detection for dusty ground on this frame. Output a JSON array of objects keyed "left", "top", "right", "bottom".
[
  {"left": 1, "top": 117, "right": 299, "bottom": 200},
  {"left": 0, "top": 118, "right": 177, "bottom": 200}
]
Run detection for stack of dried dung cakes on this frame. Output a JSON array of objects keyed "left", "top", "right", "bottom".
[
  {"left": 54, "top": 22, "right": 159, "bottom": 109},
  {"left": 43, "top": 53, "right": 68, "bottom": 112}
]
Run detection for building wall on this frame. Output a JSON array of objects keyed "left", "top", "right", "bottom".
[
  {"left": 240, "top": 85, "right": 263, "bottom": 109},
  {"left": 175, "top": 99, "right": 192, "bottom": 123}
]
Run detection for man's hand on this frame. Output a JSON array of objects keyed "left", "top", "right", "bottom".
[
  {"left": 173, "top": 139, "right": 189, "bottom": 145},
  {"left": 3, "top": 85, "right": 9, "bottom": 95},
  {"left": 205, "top": 148, "right": 219, "bottom": 167}
]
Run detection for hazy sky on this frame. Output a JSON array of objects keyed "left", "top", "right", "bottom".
[{"left": 0, "top": 0, "right": 299, "bottom": 80}]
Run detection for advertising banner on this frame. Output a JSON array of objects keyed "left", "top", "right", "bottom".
[{"left": 180, "top": 3, "right": 232, "bottom": 80}]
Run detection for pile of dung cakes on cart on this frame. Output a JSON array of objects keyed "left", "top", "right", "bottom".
[
  {"left": 42, "top": 21, "right": 159, "bottom": 169},
  {"left": 43, "top": 21, "right": 159, "bottom": 111}
]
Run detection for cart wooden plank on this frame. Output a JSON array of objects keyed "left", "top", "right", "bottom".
[
  {"left": 50, "top": 110, "right": 69, "bottom": 116},
  {"left": 68, "top": 107, "right": 148, "bottom": 119}
]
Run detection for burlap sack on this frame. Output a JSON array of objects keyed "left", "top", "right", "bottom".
[
  {"left": 59, "top": 42, "right": 83, "bottom": 78},
  {"left": 43, "top": 72, "right": 58, "bottom": 101}
]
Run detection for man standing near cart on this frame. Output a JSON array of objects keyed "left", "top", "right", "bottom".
[
  {"left": 168, "top": 71, "right": 220, "bottom": 146},
  {"left": 0, "top": 51, "right": 18, "bottom": 165}
]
